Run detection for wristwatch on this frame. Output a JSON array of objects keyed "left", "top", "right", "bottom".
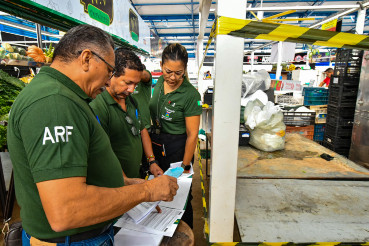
[
  {"left": 149, "top": 160, "right": 159, "bottom": 166},
  {"left": 181, "top": 163, "right": 191, "bottom": 171}
]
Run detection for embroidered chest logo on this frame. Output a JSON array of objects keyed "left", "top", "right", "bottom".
[{"left": 162, "top": 106, "right": 175, "bottom": 121}]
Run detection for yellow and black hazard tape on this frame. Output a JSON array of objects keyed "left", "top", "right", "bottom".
[
  {"left": 198, "top": 19, "right": 217, "bottom": 73},
  {"left": 197, "top": 142, "right": 368, "bottom": 246},
  {"left": 196, "top": 140, "right": 210, "bottom": 242},
  {"left": 216, "top": 16, "right": 369, "bottom": 50}
]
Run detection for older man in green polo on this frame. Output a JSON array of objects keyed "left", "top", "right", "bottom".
[{"left": 7, "top": 25, "right": 177, "bottom": 245}]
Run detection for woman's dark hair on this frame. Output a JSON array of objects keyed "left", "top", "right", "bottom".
[
  {"left": 114, "top": 48, "right": 144, "bottom": 77},
  {"left": 162, "top": 43, "right": 188, "bottom": 67},
  {"left": 53, "top": 24, "right": 114, "bottom": 62}
]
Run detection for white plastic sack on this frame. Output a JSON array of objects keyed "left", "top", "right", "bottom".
[
  {"left": 241, "top": 69, "right": 271, "bottom": 98},
  {"left": 241, "top": 89, "right": 269, "bottom": 107},
  {"left": 244, "top": 99, "right": 286, "bottom": 152}
]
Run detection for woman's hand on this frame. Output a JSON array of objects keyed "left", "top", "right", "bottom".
[{"left": 150, "top": 163, "right": 164, "bottom": 177}]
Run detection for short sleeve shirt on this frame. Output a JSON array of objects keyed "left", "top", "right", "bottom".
[
  {"left": 323, "top": 77, "right": 331, "bottom": 86},
  {"left": 131, "top": 70, "right": 152, "bottom": 129},
  {"left": 7, "top": 67, "right": 124, "bottom": 239},
  {"left": 149, "top": 75, "right": 202, "bottom": 135},
  {"left": 90, "top": 91, "right": 143, "bottom": 178}
]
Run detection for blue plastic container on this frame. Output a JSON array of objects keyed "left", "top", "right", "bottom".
[
  {"left": 303, "top": 87, "right": 329, "bottom": 106},
  {"left": 313, "top": 124, "right": 325, "bottom": 142}
]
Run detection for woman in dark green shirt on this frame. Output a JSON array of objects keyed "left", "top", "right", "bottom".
[{"left": 149, "top": 43, "right": 202, "bottom": 228}]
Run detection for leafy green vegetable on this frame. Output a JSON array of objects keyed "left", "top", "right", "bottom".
[{"left": 0, "top": 70, "right": 25, "bottom": 150}]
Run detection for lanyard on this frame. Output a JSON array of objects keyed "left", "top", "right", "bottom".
[{"left": 155, "top": 83, "right": 171, "bottom": 129}]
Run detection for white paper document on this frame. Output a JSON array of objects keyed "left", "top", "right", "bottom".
[
  {"left": 160, "top": 177, "right": 192, "bottom": 210},
  {"left": 114, "top": 228, "right": 163, "bottom": 246},
  {"left": 116, "top": 206, "right": 184, "bottom": 237},
  {"left": 126, "top": 201, "right": 160, "bottom": 223}
]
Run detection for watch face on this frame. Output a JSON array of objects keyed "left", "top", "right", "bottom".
[{"left": 184, "top": 165, "right": 191, "bottom": 171}]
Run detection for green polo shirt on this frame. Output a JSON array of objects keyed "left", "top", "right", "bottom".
[
  {"left": 131, "top": 70, "right": 152, "bottom": 129},
  {"left": 90, "top": 90, "right": 144, "bottom": 178},
  {"left": 7, "top": 66, "right": 124, "bottom": 239},
  {"left": 149, "top": 75, "right": 202, "bottom": 135}
]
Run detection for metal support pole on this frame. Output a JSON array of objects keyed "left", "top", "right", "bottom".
[
  {"left": 257, "top": 0, "right": 264, "bottom": 20},
  {"left": 191, "top": 0, "right": 196, "bottom": 52},
  {"left": 356, "top": 7, "right": 366, "bottom": 34},
  {"left": 209, "top": 0, "right": 246, "bottom": 242},
  {"left": 276, "top": 41, "right": 283, "bottom": 80},
  {"left": 36, "top": 23, "right": 43, "bottom": 48}
]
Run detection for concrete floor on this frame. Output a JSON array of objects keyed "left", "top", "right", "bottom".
[{"left": 192, "top": 151, "right": 210, "bottom": 246}]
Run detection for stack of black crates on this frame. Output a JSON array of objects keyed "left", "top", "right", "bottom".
[{"left": 323, "top": 49, "right": 363, "bottom": 157}]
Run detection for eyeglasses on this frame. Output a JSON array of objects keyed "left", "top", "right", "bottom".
[
  {"left": 163, "top": 68, "right": 185, "bottom": 78},
  {"left": 77, "top": 50, "right": 116, "bottom": 79},
  {"left": 125, "top": 115, "right": 138, "bottom": 136}
]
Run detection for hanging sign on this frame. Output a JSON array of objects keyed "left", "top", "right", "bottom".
[
  {"left": 81, "top": 0, "right": 113, "bottom": 26},
  {"left": 321, "top": 19, "right": 337, "bottom": 32},
  {"left": 27, "top": 0, "right": 150, "bottom": 53},
  {"left": 129, "top": 9, "right": 139, "bottom": 42}
]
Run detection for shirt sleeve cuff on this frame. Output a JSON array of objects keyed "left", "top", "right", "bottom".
[{"left": 32, "top": 166, "right": 87, "bottom": 183}]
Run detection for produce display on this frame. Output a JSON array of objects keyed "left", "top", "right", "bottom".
[
  {"left": 0, "top": 42, "right": 54, "bottom": 64},
  {"left": 0, "top": 70, "right": 26, "bottom": 150},
  {"left": 27, "top": 45, "right": 46, "bottom": 62}
]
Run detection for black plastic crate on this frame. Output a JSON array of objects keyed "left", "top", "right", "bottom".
[
  {"left": 334, "top": 55, "right": 362, "bottom": 69},
  {"left": 329, "top": 83, "right": 359, "bottom": 96},
  {"left": 334, "top": 49, "right": 363, "bottom": 78},
  {"left": 322, "top": 141, "right": 350, "bottom": 157},
  {"left": 328, "top": 96, "right": 357, "bottom": 107},
  {"left": 283, "top": 111, "right": 316, "bottom": 126},
  {"left": 327, "top": 105, "right": 356, "bottom": 118},
  {"left": 336, "top": 49, "right": 363, "bottom": 60},
  {"left": 324, "top": 134, "right": 351, "bottom": 146},
  {"left": 330, "top": 75, "right": 361, "bottom": 86},
  {"left": 326, "top": 114, "right": 354, "bottom": 127},
  {"left": 334, "top": 65, "right": 361, "bottom": 77},
  {"left": 325, "top": 123, "right": 353, "bottom": 137},
  {"left": 328, "top": 84, "right": 359, "bottom": 107}
]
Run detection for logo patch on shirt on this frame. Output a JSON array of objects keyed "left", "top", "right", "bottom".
[
  {"left": 42, "top": 126, "right": 73, "bottom": 145},
  {"left": 161, "top": 107, "right": 175, "bottom": 121}
]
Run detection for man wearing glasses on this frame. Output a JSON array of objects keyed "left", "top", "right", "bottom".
[
  {"left": 7, "top": 25, "right": 177, "bottom": 245},
  {"left": 90, "top": 48, "right": 163, "bottom": 179}
]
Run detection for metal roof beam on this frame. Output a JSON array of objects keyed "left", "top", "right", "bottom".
[
  {"left": 260, "top": 0, "right": 352, "bottom": 2},
  {"left": 133, "top": 2, "right": 216, "bottom": 6},
  {"left": 150, "top": 20, "right": 159, "bottom": 36},
  {"left": 247, "top": 4, "right": 361, "bottom": 11},
  {"left": 246, "top": 0, "right": 369, "bottom": 54},
  {"left": 300, "top": 0, "right": 326, "bottom": 18},
  {"left": 141, "top": 14, "right": 215, "bottom": 21},
  {"left": 149, "top": 26, "right": 210, "bottom": 29},
  {"left": 159, "top": 32, "right": 210, "bottom": 37}
]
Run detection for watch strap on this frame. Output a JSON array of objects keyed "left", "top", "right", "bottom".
[
  {"left": 149, "top": 160, "right": 159, "bottom": 166},
  {"left": 181, "top": 163, "right": 191, "bottom": 170}
]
